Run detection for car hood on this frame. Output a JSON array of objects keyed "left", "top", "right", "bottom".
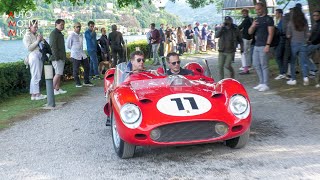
[{"left": 130, "top": 76, "right": 215, "bottom": 101}]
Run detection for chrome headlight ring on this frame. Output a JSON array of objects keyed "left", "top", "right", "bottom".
[
  {"left": 229, "top": 94, "right": 250, "bottom": 119},
  {"left": 120, "top": 103, "right": 142, "bottom": 129}
]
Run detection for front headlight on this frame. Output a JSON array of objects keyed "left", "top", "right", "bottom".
[
  {"left": 229, "top": 94, "right": 250, "bottom": 119},
  {"left": 120, "top": 103, "right": 142, "bottom": 128}
]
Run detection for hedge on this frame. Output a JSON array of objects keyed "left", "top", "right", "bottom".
[{"left": 0, "top": 40, "right": 148, "bottom": 103}]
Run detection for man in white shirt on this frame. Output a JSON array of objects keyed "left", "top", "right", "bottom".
[{"left": 67, "top": 22, "right": 94, "bottom": 87}]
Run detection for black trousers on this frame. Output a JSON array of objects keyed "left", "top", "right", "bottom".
[
  {"left": 112, "top": 48, "right": 124, "bottom": 67},
  {"left": 159, "top": 42, "right": 164, "bottom": 57},
  {"left": 72, "top": 58, "right": 90, "bottom": 85}
]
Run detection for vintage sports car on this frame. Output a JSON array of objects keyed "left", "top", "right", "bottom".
[{"left": 103, "top": 59, "right": 251, "bottom": 158}]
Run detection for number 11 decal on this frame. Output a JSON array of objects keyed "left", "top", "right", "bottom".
[{"left": 171, "top": 97, "right": 199, "bottom": 110}]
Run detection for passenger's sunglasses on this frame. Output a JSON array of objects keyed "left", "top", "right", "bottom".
[
  {"left": 136, "top": 58, "right": 145, "bottom": 63},
  {"left": 170, "top": 61, "right": 181, "bottom": 65}
]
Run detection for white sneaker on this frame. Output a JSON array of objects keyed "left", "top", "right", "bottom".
[
  {"left": 58, "top": 89, "right": 67, "bottom": 94},
  {"left": 54, "top": 89, "right": 60, "bottom": 95},
  {"left": 303, "top": 77, "right": 309, "bottom": 86},
  {"left": 35, "top": 94, "right": 47, "bottom": 100},
  {"left": 239, "top": 67, "right": 244, "bottom": 71},
  {"left": 258, "top": 84, "right": 270, "bottom": 92},
  {"left": 274, "top": 74, "right": 285, "bottom": 80},
  {"left": 287, "top": 79, "right": 297, "bottom": 85},
  {"left": 315, "top": 84, "right": 320, "bottom": 88},
  {"left": 253, "top": 84, "right": 263, "bottom": 90},
  {"left": 31, "top": 96, "right": 36, "bottom": 100}
]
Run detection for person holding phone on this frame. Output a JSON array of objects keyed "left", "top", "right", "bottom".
[
  {"left": 249, "top": 2, "right": 275, "bottom": 92},
  {"left": 23, "top": 20, "right": 47, "bottom": 100},
  {"left": 85, "top": 21, "right": 100, "bottom": 80},
  {"left": 215, "top": 16, "right": 243, "bottom": 81}
]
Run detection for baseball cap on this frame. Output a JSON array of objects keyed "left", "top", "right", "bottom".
[{"left": 225, "top": 16, "right": 233, "bottom": 21}]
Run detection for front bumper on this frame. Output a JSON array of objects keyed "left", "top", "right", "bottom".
[{"left": 117, "top": 119, "right": 251, "bottom": 146}]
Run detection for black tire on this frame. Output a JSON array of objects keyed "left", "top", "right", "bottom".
[
  {"left": 111, "top": 112, "right": 136, "bottom": 159},
  {"left": 225, "top": 128, "right": 250, "bottom": 149}
]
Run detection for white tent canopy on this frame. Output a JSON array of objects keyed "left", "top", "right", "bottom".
[{"left": 222, "top": 0, "right": 277, "bottom": 10}]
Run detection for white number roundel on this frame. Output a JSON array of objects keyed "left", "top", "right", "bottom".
[{"left": 156, "top": 93, "right": 212, "bottom": 116}]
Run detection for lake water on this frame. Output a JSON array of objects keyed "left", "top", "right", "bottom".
[{"left": 0, "top": 35, "right": 146, "bottom": 63}]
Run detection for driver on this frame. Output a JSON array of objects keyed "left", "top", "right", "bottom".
[
  {"left": 166, "top": 52, "right": 194, "bottom": 75},
  {"left": 130, "top": 50, "right": 146, "bottom": 73},
  {"left": 129, "top": 51, "right": 158, "bottom": 75}
]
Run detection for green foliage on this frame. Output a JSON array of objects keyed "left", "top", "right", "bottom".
[
  {"left": 0, "top": 61, "right": 31, "bottom": 103},
  {"left": 0, "top": 0, "right": 36, "bottom": 14},
  {"left": 0, "top": 56, "right": 74, "bottom": 103},
  {"left": 126, "top": 40, "right": 149, "bottom": 57}
]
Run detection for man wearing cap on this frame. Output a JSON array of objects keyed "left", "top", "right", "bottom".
[
  {"left": 249, "top": 2, "right": 275, "bottom": 92},
  {"left": 215, "top": 16, "right": 243, "bottom": 81},
  {"left": 194, "top": 22, "right": 202, "bottom": 53}
]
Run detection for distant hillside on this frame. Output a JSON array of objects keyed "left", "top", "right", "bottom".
[
  {"left": 0, "top": 0, "right": 183, "bottom": 38},
  {"left": 164, "top": 0, "right": 222, "bottom": 25}
]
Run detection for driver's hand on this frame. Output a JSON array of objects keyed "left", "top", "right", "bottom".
[{"left": 150, "top": 70, "right": 159, "bottom": 76}]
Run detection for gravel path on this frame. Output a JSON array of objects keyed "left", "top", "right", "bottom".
[{"left": 0, "top": 53, "right": 320, "bottom": 179}]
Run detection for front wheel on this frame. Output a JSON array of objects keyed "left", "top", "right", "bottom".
[
  {"left": 111, "top": 112, "right": 136, "bottom": 159},
  {"left": 225, "top": 128, "right": 250, "bottom": 149}
]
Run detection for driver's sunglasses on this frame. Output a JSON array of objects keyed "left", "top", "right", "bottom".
[
  {"left": 136, "top": 58, "right": 145, "bottom": 63},
  {"left": 170, "top": 61, "right": 181, "bottom": 65}
]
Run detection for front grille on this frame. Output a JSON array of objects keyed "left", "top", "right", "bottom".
[{"left": 152, "top": 121, "right": 222, "bottom": 142}]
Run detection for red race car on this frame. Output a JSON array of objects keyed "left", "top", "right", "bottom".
[{"left": 103, "top": 59, "right": 251, "bottom": 159}]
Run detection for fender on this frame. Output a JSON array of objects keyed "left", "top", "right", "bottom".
[
  {"left": 213, "top": 78, "right": 249, "bottom": 100},
  {"left": 104, "top": 68, "right": 116, "bottom": 93}
]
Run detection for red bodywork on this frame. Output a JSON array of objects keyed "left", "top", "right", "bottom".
[{"left": 103, "top": 66, "right": 251, "bottom": 147}]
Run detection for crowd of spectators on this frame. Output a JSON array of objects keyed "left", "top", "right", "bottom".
[{"left": 22, "top": 2, "right": 320, "bottom": 100}]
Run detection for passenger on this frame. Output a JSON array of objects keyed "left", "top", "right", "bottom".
[{"left": 166, "top": 52, "right": 193, "bottom": 75}]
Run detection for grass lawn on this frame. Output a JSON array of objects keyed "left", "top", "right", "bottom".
[{"left": 0, "top": 79, "right": 104, "bottom": 130}]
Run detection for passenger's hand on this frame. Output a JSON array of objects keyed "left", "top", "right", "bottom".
[{"left": 94, "top": 27, "right": 98, "bottom": 31}]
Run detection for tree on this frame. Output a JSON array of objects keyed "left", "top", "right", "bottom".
[{"left": 1, "top": 0, "right": 319, "bottom": 24}]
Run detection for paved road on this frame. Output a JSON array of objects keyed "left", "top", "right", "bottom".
[{"left": 1, "top": 54, "right": 320, "bottom": 179}]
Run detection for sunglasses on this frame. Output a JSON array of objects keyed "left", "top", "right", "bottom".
[
  {"left": 136, "top": 58, "right": 145, "bottom": 63},
  {"left": 170, "top": 61, "right": 181, "bottom": 65}
]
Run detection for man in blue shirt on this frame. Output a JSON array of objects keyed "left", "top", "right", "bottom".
[{"left": 85, "top": 21, "right": 100, "bottom": 79}]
